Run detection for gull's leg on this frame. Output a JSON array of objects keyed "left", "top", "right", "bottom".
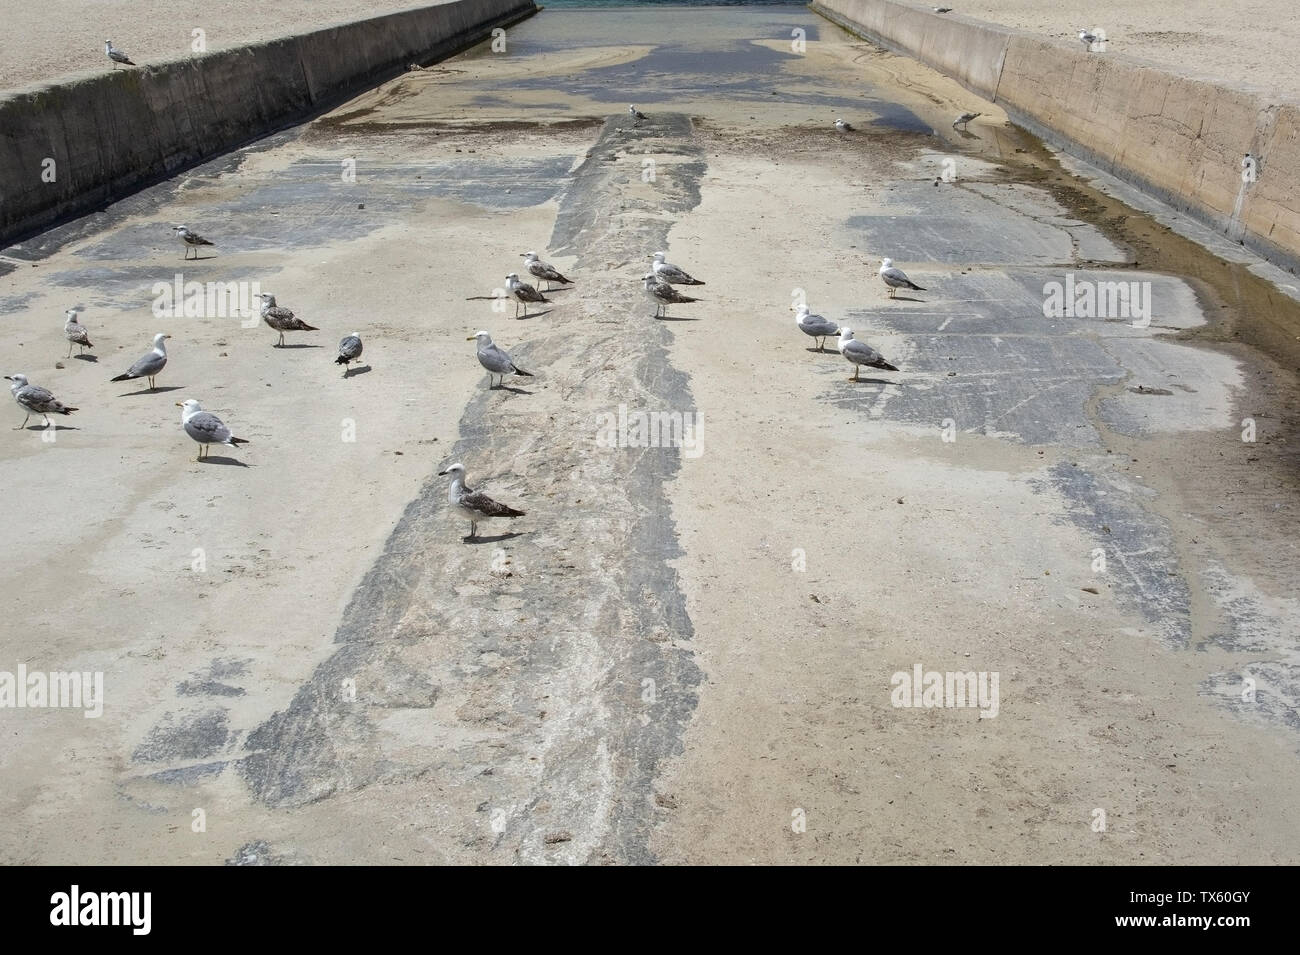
[
  {"left": 13, "top": 413, "right": 28, "bottom": 430},
  {"left": 66, "top": 342, "right": 73, "bottom": 358},
  {"left": 43, "top": 414, "right": 52, "bottom": 429}
]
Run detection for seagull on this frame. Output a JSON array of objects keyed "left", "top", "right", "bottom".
[
  {"left": 521, "top": 251, "right": 572, "bottom": 291},
  {"left": 111, "top": 333, "right": 170, "bottom": 390},
  {"left": 953, "top": 111, "right": 981, "bottom": 129},
  {"left": 879, "top": 258, "right": 926, "bottom": 298},
  {"left": 837, "top": 328, "right": 899, "bottom": 381},
  {"left": 834, "top": 118, "right": 855, "bottom": 133},
  {"left": 177, "top": 399, "right": 249, "bottom": 461},
  {"left": 6, "top": 375, "right": 77, "bottom": 429},
  {"left": 105, "top": 40, "right": 135, "bottom": 68},
  {"left": 794, "top": 304, "right": 841, "bottom": 352},
  {"left": 258, "top": 293, "right": 319, "bottom": 347},
  {"left": 64, "top": 308, "right": 93, "bottom": 357},
  {"left": 470, "top": 331, "right": 533, "bottom": 389},
  {"left": 335, "top": 333, "right": 363, "bottom": 376},
  {"left": 651, "top": 251, "right": 705, "bottom": 286},
  {"left": 629, "top": 105, "right": 647, "bottom": 125},
  {"left": 934, "top": 7, "right": 953, "bottom": 12},
  {"left": 644, "top": 274, "right": 701, "bottom": 318},
  {"left": 438, "top": 462, "right": 525, "bottom": 541},
  {"left": 1078, "top": 29, "right": 1101, "bottom": 50},
  {"left": 173, "top": 225, "right": 214, "bottom": 260},
  {"left": 505, "top": 272, "right": 549, "bottom": 318}
]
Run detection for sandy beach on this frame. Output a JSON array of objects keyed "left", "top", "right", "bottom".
[
  {"left": 2, "top": 1, "right": 1299, "bottom": 102},
  {"left": 2, "top": 3, "right": 1300, "bottom": 865}
]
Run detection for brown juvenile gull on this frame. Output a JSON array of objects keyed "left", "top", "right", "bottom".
[
  {"left": 505, "top": 272, "right": 549, "bottom": 318},
  {"left": 64, "top": 308, "right": 93, "bottom": 357},
  {"left": 177, "top": 399, "right": 249, "bottom": 461},
  {"left": 879, "top": 258, "right": 926, "bottom": 298},
  {"left": 643, "top": 274, "right": 700, "bottom": 318},
  {"left": 6, "top": 374, "right": 77, "bottom": 429},
  {"left": 438, "top": 462, "right": 525, "bottom": 540},
  {"left": 470, "top": 331, "right": 533, "bottom": 389},
  {"left": 173, "top": 225, "right": 214, "bottom": 260},
  {"left": 521, "top": 252, "right": 572, "bottom": 291},
  {"left": 335, "top": 333, "right": 364, "bottom": 376},
  {"left": 105, "top": 40, "right": 135, "bottom": 67},
  {"left": 258, "top": 293, "right": 319, "bottom": 347},
  {"left": 651, "top": 251, "right": 705, "bottom": 286},
  {"left": 837, "top": 327, "right": 899, "bottom": 381},
  {"left": 111, "top": 333, "right": 170, "bottom": 390},
  {"left": 794, "top": 304, "right": 841, "bottom": 352}
]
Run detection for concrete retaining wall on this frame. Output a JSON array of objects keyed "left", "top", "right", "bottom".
[
  {"left": 0, "top": 0, "right": 537, "bottom": 246},
  {"left": 812, "top": 0, "right": 1300, "bottom": 274}
]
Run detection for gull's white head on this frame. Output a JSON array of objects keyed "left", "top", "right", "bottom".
[
  {"left": 5, "top": 374, "right": 29, "bottom": 388},
  {"left": 65, "top": 308, "right": 78, "bottom": 320},
  {"left": 178, "top": 398, "right": 202, "bottom": 419},
  {"left": 880, "top": 258, "right": 894, "bottom": 269},
  {"left": 153, "top": 333, "right": 171, "bottom": 348},
  {"left": 522, "top": 251, "right": 538, "bottom": 261},
  {"left": 470, "top": 330, "right": 492, "bottom": 343},
  {"left": 172, "top": 225, "right": 187, "bottom": 234},
  {"left": 438, "top": 462, "right": 466, "bottom": 479},
  {"left": 105, "top": 41, "right": 113, "bottom": 50},
  {"left": 793, "top": 304, "right": 810, "bottom": 318},
  {"left": 629, "top": 105, "right": 637, "bottom": 112},
  {"left": 506, "top": 272, "right": 519, "bottom": 282},
  {"left": 839, "top": 326, "right": 855, "bottom": 340},
  {"left": 652, "top": 252, "right": 666, "bottom": 262},
  {"left": 643, "top": 273, "right": 657, "bottom": 284}
]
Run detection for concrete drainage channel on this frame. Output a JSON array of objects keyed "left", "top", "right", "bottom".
[
  {"left": 810, "top": 0, "right": 1300, "bottom": 278},
  {"left": 0, "top": 0, "right": 540, "bottom": 248}
]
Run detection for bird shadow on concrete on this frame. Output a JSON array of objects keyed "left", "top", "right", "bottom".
[
  {"left": 846, "top": 376, "right": 896, "bottom": 386},
  {"left": 463, "top": 531, "right": 526, "bottom": 545},
  {"left": 274, "top": 343, "right": 324, "bottom": 349},
  {"left": 806, "top": 346, "right": 838, "bottom": 353},
  {"left": 888, "top": 295, "right": 925, "bottom": 303},
  {"left": 655, "top": 314, "right": 701, "bottom": 321},
  {"left": 16, "top": 423, "right": 79, "bottom": 432},
  {"left": 516, "top": 309, "right": 554, "bottom": 320},
  {"left": 954, "top": 128, "right": 979, "bottom": 141},
  {"left": 72, "top": 354, "right": 99, "bottom": 363},
  {"left": 491, "top": 384, "right": 533, "bottom": 395},
  {"left": 199, "top": 456, "right": 251, "bottom": 467},
  {"left": 342, "top": 365, "right": 372, "bottom": 378},
  {"left": 542, "top": 286, "right": 576, "bottom": 294},
  {"left": 117, "top": 385, "right": 184, "bottom": 396}
]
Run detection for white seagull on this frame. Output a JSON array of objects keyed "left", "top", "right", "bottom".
[
  {"left": 794, "top": 304, "right": 841, "bottom": 352},
  {"left": 879, "top": 258, "right": 926, "bottom": 298},
  {"left": 643, "top": 274, "right": 701, "bottom": 318},
  {"left": 470, "top": 331, "right": 533, "bottom": 389},
  {"left": 1078, "top": 29, "right": 1101, "bottom": 51},
  {"left": 258, "top": 293, "right": 319, "bottom": 347},
  {"left": 953, "top": 111, "right": 981, "bottom": 129},
  {"left": 336, "top": 333, "right": 364, "bottom": 376},
  {"left": 629, "top": 105, "right": 647, "bottom": 124},
  {"left": 521, "top": 252, "right": 572, "bottom": 291},
  {"left": 6, "top": 374, "right": 77, "bottom": 429},
  {"left": 173, "top": 225, "right": 214, "bottom": 260},
  {"left": 177, "top": 399, "right": 249, "bottom": 461},
  {"left": 837, "top": 328, "right": 899, "bottom": 382},
  {"left": 651, "top": 251, "right": 705, "bottom": 286},
  {"left": 64, "top": 308, "right": 93, "bottom": 357},
  {"left": 438, "top": 462, "right": 525, "bottom": 540},
  {"left": 111, "top": 333, "right": 170, "bottom": 390},
  {"left": 105, "top": 40, "right": 135, "bottom": 68},
  {"left": 834, "top": 118, "right": 855, "bottom": 133},
  {"left": 505, "top": 272, "right": 549, "bottom": 318}
]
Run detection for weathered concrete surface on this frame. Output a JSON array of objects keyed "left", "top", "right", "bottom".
[
  {"left": 0, "top": 0, "right": 537, "bottom": 246},
  {"left": 3, "top": 4, "right": 1300, "bottom": 865},
  {"left": 812, "top": 0, "right": 1300, "bottom": 276}
]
